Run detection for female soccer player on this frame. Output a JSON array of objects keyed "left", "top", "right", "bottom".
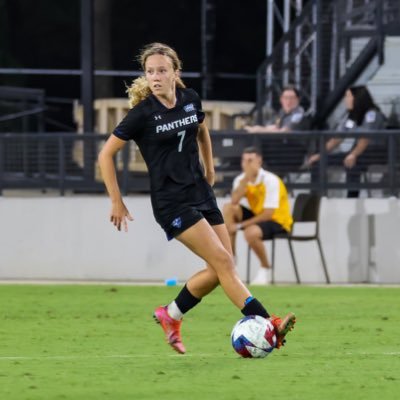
[{"left": 98, "top": 42, "right": 295, "bottom": 354}]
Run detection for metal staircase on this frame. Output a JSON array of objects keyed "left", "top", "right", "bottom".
[
  {"left": 256, "top": 0, "right": 322, "bottom": 123},
  {"left": 255, "top": 0, "right": 400, "bottom": 126}
]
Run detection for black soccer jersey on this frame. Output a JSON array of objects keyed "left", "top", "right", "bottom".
[{"left": 113, "top": 88, "right": 215, "bottom": 222}]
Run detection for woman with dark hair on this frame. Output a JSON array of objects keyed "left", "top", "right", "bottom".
[{"left": 306, "top": 85, "right": 386, "bottom": 197}]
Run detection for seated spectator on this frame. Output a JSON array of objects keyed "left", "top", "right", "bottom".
[
  {"left": 304, "top": 85, "right": 386, "bottom": 197},
  {"left": 244, "top": 85, "right": 308, "bottom": 133},
  {"left": 223, "top": 147, "right": 293, "bottom": 285}
]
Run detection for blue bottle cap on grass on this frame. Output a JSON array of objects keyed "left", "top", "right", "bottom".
[{"left": 165, "top": 278, "right": 178, "bottom": 286}]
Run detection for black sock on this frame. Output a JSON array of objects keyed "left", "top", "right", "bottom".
[
  {"left": 241, "top": 298, "right": 269, "bottom": 318},
  {"left": 174, "top": 285, "right": 201, "bottom": 315}
]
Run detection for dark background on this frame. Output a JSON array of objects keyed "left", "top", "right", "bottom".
[{"left": 0, "top": 0, "right": 270, "bottom": 103}]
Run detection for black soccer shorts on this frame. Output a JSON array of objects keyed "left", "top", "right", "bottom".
[
  {"left": 240, "top": 205, "right": 287, "bottom": 239},
  {"left": 160, "top": 201, "right": 224, "bottom": 241}
]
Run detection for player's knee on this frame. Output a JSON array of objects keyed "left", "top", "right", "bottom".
[
  {"left": 212, "top": 248, "right": 235, "bottom": 274},
  {"left": 244, "top": 226, "right": 261, "bottom": 244}
]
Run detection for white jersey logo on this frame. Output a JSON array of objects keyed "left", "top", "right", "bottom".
[
  {"left": 156, "top": 115, "right": 198, "bottom": 133},
  {"left": 291, "top": 112, "right": 303, "bottom": 123},
  {"left": 365, "top": 110, "right": 377, "bottom": 123},
  {"left": 184, "top": 103, "right": 195, "bottom": 112},
  {"left": 345, "top": 119, "right": 356, "bottom": 129}
]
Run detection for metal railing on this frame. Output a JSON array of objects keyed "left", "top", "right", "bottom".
[
  {"left": 256, "top": 0, "right": 320, "bottom": 122},
  {"left": 0, "top": 130, "right": 398, "bottom": 197}
]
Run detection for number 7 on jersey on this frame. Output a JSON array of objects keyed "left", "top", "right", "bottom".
[{"left": 177, "top": 130, "right": 186, "bottom": 152}]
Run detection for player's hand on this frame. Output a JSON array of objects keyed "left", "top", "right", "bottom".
[
  {"left": 241, "top": 168, "right": 255, "bottom": 186},
  {"left": 205, "top": 169, "right": 215, "bottom": 186},
  {"left": 343, "top": 153, "right": 357, "bottom": 169},
  {"left": 110, "top": 200, "right": 134, "bottom": 232},
  {"left": 243, "top": 170, "right": 253, "bottom": 181}
]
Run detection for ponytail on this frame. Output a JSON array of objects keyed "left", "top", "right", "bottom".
[
  {"left": 126, "top": 75, "right": 186, "bottom": 109},
  {"left": 126, "top": 76, "right": 151, "bottom": 109}
]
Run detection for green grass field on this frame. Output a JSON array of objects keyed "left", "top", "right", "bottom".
[{"left": 0, "top": 284, "right": 399, "bottom": 400}]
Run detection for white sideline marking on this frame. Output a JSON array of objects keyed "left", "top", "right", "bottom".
[
  {"left": 0, "top": 352, "right": 399, "bottom": 361},
  {"left": 1, "top": 280, "right": 400, "bottom": 288},
  {"left": 0, "top": 354, "right": 223, "bottom": 361}
]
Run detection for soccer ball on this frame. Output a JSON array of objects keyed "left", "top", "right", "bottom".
[{"left": 231, "top": 315, "right": 277, "bottom": 358}]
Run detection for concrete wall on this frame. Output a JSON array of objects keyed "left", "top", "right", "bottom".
[{"left": 0, "top": 196, "right": 399, "bottom": 284}]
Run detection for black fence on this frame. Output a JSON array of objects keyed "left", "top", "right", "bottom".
[{"left": 0, "top": 130, "right": 398, "bottom": 197}]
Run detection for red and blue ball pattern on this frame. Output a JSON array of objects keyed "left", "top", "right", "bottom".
[{"left": 231, "top": 315, "right": 277, "bottom": 358}]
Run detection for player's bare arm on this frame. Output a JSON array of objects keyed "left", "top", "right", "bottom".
[
  {"left": 98, "top": 135, "right": 133, "bottom": 232},
  {"left": 197, "top": 122, "right": 215, "bottom": 186}
]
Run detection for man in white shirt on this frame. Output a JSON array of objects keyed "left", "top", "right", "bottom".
[{"left": 223, "top": 147, "right": 293, "bottom": 284}]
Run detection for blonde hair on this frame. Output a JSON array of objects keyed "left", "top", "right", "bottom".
[{"left": 126, "top": 42, "right": 186, "bottom": 108}]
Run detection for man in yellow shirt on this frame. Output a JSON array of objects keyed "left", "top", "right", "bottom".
[{"left": 223, "top": 147, "right": 293, "bottom": 284}]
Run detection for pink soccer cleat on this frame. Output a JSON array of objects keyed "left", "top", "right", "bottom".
[{"left": 153, "top": 306, "right": 186, "bottom": 354}]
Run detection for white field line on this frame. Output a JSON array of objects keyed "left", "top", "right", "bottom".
[
  {"left": 0, "top": 352, "right": 399, "bottom": 361},
  {"left": 1, "top": 280, "right": 400, "bottom": 288},
  {"left": 0, "top": 354, "right": 225, "bottom": 360}
]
